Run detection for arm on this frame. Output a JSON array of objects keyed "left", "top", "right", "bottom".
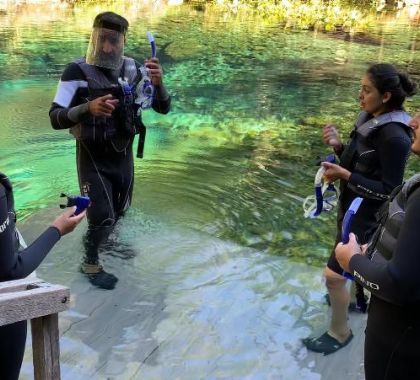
[
  {"left": 49, "top": 62, "right": 90, "bottom": 130},
  {"left": 143, "top": 58, "right": 171, "bottom": 114},
  {"left": 348, "top": 126, "right": 411, "bottom": 198},
  {"left": 0, "top": 183, "right": 60, "bottom": 280},
  {"left": 348, "top": 187, "right": 420, "bottom": 305},
  {"left": 1, "top": 228, "right": 61, "bottom": 281},
  {"left": 152, "top": 84, "right": 171, "bottom": 114},
  {"left": 0, "top": 175, "right": 86, "bottom": 280},
  {"left": 49, "top": 63, "right": 119, "bottom": 129},
  {"left": 0, "top": 183, "right": 19, "bottom": 278}
]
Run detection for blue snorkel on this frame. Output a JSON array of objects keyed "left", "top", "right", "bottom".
[
  {"left": 303, "top": 154, "right": 339, "bottom": 218},
  {"left": 147, "top": 31, "right": 156, "bottom": 58},
  {"left": 341, "top": 197, "right": 363, "bottom": 280},
  {"left": 127, "top": 32, "right": 156, "bottom": 94},
  {"left": 340, "top": 196, "right": 369, "bottom": 312},
  {"left": 60, "top": 193, "right": 90, "bottom": 215}
]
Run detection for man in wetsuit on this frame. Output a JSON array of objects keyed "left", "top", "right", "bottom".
[
  {"left": 0, "top": 172, "right": 85, "bottom": 380},
  {"left": 49, "top": 12, "right": 171, "bottom": 290}
]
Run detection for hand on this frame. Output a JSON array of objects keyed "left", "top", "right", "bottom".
[
  {"left": 323, "top": 124, "right": 342, "bottom": 150},
  {"left": 321, "top": 161, "right": 351, "bottom": 182},
  {"left": 145, "top": 57, "right": 163, "bottom": 85},
  {"left": 335, "top": 233, "right": 362, "bottom": 272},
  {"left": 52, "top": 207, "right": 86, "bottom": 236},
  {"left": 88, "top": 94, "right": 119, "bottom": 117}
]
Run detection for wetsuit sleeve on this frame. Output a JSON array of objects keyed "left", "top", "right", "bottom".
[
  {"left": 1, "top": 228, "right": 61, "bottom": 281},
  {"left": 49, "top": 62, "right": 90, "bottom": 129},
  {"left": 0, "top": 184, "right": 61, "bottom": 281},
  {"left": 348, "top": 126, "right": 410, "bottom": 198},
  {"left": 349, "top": 187, "right": 420, "bottom": 305},
  {"left": 152, "top": 84, "right": 171, "bottom": 114},
  {"left": 333, "top": 143, "right": 346, "bottom": 158},
  {"left": 0, "top": 184, "right": 17, "bottom": 277}
]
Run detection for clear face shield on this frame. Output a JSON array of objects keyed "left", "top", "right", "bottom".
[{"left": 86, "top": 27, "right": 125, "bottom": 70}]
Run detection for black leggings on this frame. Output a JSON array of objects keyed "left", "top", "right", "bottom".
[
  {"left": 365, "top": 297, "right": 420, "bottom": 380},
  {"left": 0, "top": 321, "right": 27, "bottom": 380}
]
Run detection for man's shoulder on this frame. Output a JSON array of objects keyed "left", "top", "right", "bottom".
[{"left": 60, "top": 59, "right": 87, "bottom": 82}]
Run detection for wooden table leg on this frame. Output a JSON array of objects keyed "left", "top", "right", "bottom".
[{"left": 31, "top": 313, "right": 61, "bottom": 380}]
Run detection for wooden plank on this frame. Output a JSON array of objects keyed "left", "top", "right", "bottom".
[
  {"left": 0, "top": 283, "right": 70, "bottom": 326},
  {"left": 31, "top": 314, "right": 61, "bottom": 380},
  {"left": 0, "top": 277, "right": 44, "bottom": 294}
]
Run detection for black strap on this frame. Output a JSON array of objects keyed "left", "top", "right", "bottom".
[{"left": 136, "top": 120, "right": 147, "bottom": 158}]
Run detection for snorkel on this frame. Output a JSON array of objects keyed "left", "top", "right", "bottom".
[
  {"left": 341, "top": 197, "right": 363, "bottom": 280},
  {"left": 118, "top": 31, "right": 157, "bottom": 106},
  {"left": 147, "top": 31, "right": 156, "bottom": 58},
  {"left": 116, "top": 31, "right": 157, "bottom": 136},
  {"left": 303, "top": 154, "right": 339, "bottom": 218},
  {"left": 340, "top": 196, "right": 368, "bottom": 312},
  {"left": 60, "top": 193, "right": 90, "bottom": 215},
  {"left": 129, "top": 31, "right": 156, "bottom": 112}
]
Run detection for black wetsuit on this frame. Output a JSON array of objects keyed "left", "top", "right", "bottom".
[
  {"left": 0, "top": 174, "right": 61, "bottom": 380},
  {"left": 49, "top": 61, "right": 170, "bottom": 266},
  {"left": 349, "top": 186, "right": 420, "bottom": 380},
  {"left": 327, "top": 121, "right": 411, "bottom": 275}
]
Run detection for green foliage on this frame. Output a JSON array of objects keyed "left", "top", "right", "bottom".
[{"left": 204, "top": 0, "right": 377, "bottom": 31}]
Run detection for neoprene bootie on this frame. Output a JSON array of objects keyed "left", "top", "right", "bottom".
[
  {"left": 87, "top": 271, "right": 118, "bottom": 290},
  {"left": 80, "top": 263, "right": 118, "bottom": 290}
]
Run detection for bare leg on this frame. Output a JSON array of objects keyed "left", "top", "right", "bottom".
[{"left": 325, "top": 266, "right": 352, "bottom": 342}]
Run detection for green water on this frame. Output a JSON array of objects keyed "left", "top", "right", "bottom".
[
  {"left": 2, "top": 2, "right": 420, "bottom": 379},
  {"left": 1, "top": 3, "right": 420, "bottom": 266}
]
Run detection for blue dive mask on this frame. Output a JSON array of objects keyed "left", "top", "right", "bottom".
[
  {"left": 303, "top": 154, "right": 339, "bottom": 218},
  {"left": 134, "top": 65, "right": 154, "bottom": 111}
]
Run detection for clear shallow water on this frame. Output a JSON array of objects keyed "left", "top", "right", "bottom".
[
  {"left": 18, "top": 212, "right": 334, "bottom": 380},
  {"left": 1, "top": 2, "right": 420, "bottom": 379}
]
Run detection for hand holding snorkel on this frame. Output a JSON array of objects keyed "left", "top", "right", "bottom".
[
  {"left": 144, "top": 32, "right": 163, "bottom": 86},
  {"left": 321, "top": 161, "right": 351, "bottom": 183},
  {"left": 337, "top": 196, "right": 363, "bottom": 279},
  {"left": 132, "top": 31, "right": 162, "bottom": 111},
  {"left": 336, "top": 233, "right": 364, "bottom": 273},
  {"left": 303, "top": 154, "right": 339, "bottom": 218}
]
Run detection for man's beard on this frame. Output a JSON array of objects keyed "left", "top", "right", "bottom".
[{"left": 98, "top": 51, "right": 119, "bottom": 66}]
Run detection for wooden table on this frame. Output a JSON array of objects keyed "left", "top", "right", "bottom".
[{"left": 0, "top": 277, "right": 70, "bottom": 380}]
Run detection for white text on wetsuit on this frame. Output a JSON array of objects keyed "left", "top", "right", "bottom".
[
  {"left": 354, "top": 270, "right": 380, "bottom": 290},
  {"left": 0, "top": 216, "right": 9, "bottom": 234}
]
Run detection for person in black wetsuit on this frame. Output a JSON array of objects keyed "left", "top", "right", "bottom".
[
  {"left": 0, "top": 173, "right": 85, "bottom": 380},
  {"left": 49, "top": 12, "right": 171, "bottom": 290},
  {"left": 303, "top": 64, "right": 417, "bottom": 355},
  {"left": 336, "top": 113, "right": 420, "bottom": 380}
]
